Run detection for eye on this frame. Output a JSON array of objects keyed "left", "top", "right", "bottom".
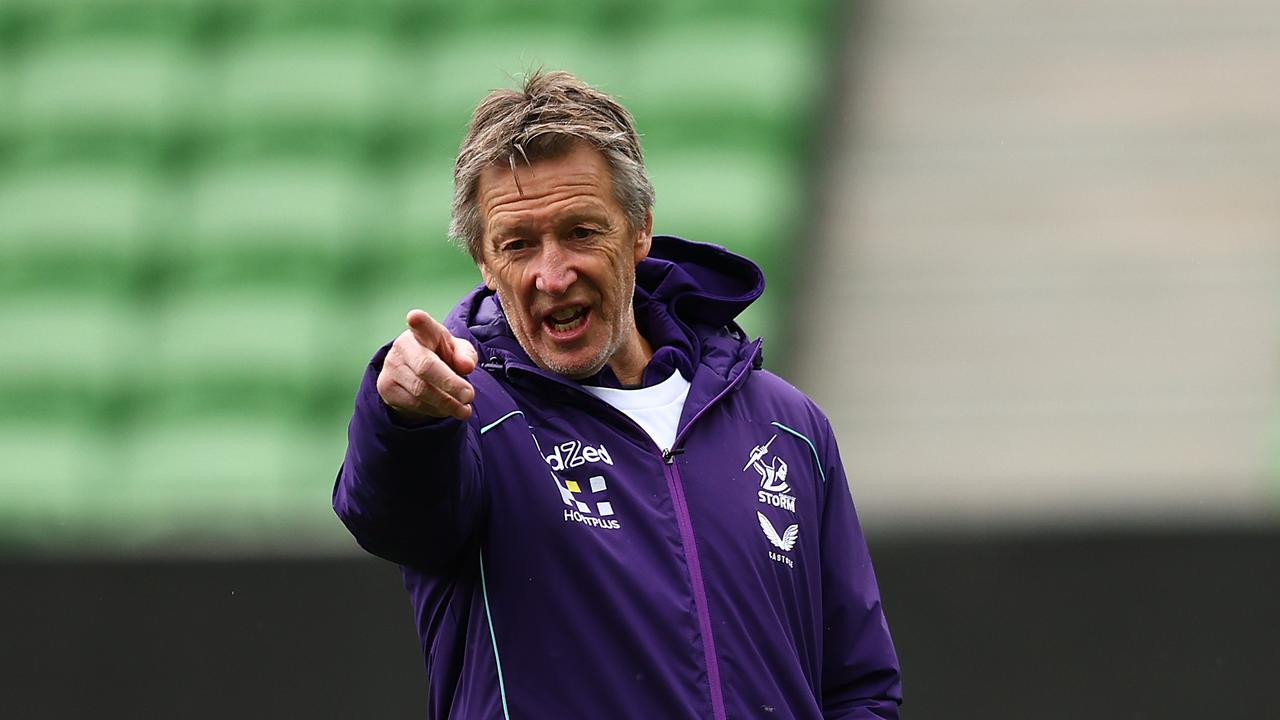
[
  {"left": 571, "top": 226, "right": 597, "bottom": 240},
  {"left": 501, "top": 238, "right": 529, "bottom": 252}
]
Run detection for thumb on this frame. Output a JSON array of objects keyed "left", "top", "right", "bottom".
[{"left": 449, "top": 336, "right": 479, "bottom": 375}]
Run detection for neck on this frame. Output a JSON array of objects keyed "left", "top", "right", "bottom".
[{"left": 607, "top": 327, "right": 654, "bottom": 386}]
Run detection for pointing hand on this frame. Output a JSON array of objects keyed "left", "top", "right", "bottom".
[{"left": 376, "top": 310, "right": 479, "bottom": 421}]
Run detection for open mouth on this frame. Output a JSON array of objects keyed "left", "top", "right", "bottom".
[{"left": 544, "top": 305, "right": 590, "bottom": 336}]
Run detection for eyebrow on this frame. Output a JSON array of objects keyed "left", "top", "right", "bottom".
[
  {"left": 488, "top": 206, "right": 611, "bottom": 241},
  {"left": 488, "top": 219, "right": 535, "bottom": 241},
  {"left": 557, "top": 208, "right": 611, "bottom": 228}
]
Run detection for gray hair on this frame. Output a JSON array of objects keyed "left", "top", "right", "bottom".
[{"left": 449, "top": 70, "right": 656, "bottom": 260}]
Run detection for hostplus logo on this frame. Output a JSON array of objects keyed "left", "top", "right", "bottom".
[
  {"left": 558, "top": 474, "right": 620, "bottom": 530},
  {"left": 747, "top": 434, "right": 799, "bottom": 568},
  {"left": 533, "top": 435, "right": 621, "bottom": 531}
]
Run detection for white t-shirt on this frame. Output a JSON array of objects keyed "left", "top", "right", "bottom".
[{"left": 583, "top": 370, "right": 691, "bottom": 451}]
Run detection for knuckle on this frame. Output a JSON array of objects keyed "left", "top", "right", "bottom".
[
  {"left": 406, "top": 375, "right": 428, "bottom": 399},
  {"left": 411, "top": 351, "right": 437, "bottom": 379},
  {"left": 445, "top": 373, "right": 471, "bottom": 399}
]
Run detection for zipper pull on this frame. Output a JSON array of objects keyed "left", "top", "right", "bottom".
[{"left": 661, "top": 447, "right": 684, "bottom": 465}]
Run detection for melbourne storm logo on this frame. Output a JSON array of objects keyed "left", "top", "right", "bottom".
[
  {"left": 748, "top": 435, "right": 795, "bottom": 512},
  {"left": 747, "top": 434, "right": 799, "bottom": 568}
]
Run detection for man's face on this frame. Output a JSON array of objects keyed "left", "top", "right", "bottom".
[{"left": 476, "top": 142, "right": 653, "bottom": 380}]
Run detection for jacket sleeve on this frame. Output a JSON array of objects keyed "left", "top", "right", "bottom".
[
  {"left": 817, "top": 418, "right": 903, "bottom": 719},
  {"left": 332, "top": 344, "right": 485, "bottom": 573}
]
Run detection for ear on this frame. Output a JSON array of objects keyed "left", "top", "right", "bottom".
[{"left": 633, "top": 209, "right": 654, "bottom": 264}]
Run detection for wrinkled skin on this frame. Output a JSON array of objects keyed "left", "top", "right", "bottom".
[
  {"left": 476, "top": 142, "right": 653, "bottom": 384},
  {"left": 377, "top": 142, "right": 653, "bottom": 420}
]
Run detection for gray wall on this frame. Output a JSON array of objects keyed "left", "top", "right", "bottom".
[{"left": 800, "top": 0, "right": 1280, "bottom": 533}]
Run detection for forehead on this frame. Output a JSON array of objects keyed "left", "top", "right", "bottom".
[{"left": 476, "top": 143, "right": 620, "bottom": 233}]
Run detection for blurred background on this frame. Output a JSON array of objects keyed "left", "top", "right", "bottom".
[{"left": 1, "top": 0, "right": 1276, "bottom": 717}]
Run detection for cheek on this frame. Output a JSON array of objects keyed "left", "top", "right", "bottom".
[
  {"left": 613, "top": 258, "right": 635, "bottom": 301},
  {"left": 493, "top": 270, "right": 527, "bottom": 305},
  {"left": 479, "top": 262, "right": 497, "bottom": 290}
]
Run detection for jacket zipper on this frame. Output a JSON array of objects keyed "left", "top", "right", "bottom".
[
  {"left": 500, "top": 339, "right": 762, "bottom": 720},
  {"left": 658, "top": 339, "right": 760, "bottom": 720},
  {"left": 661, "top": 450, "right": 726, "bottom": 720}
]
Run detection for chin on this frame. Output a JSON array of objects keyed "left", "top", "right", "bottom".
[
  {"left": 539, "top": 355, "right": 607, "bottom": 379},
  {"left": 534, "top": 343, "right": 613, "bottom": 379}
]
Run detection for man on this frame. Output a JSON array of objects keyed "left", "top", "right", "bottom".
[{"left": 334, "top": 70, "right": 901, "bottom": 719}]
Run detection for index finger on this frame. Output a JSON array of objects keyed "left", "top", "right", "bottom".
[
  {"left": 405, "top": 309, "right": 451, "bottom": 351},
  {"left": 406, "top": 308, "right": 477, "bottom": 375}
]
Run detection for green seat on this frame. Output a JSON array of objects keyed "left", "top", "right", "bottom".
[
  {"left": 647, "top": 148, "right": 797, "bottom": 253},
  {"left": 641, "top": 0, "right": 826, "bottom": 26},
  {"left": 4, "top": 0, "right": 190, "bottom": 37},
  {"left": 0, "top": 421, "right": 88, "bottom": 538},
  {"left": 176, "top": 157, "right": 367, "bottom": 286},
  {"left": 240, "top": 0, "right": 396, "bottom": 34},
  {"left": 119, "top": 415, "right": 293, "bottom": 529},
  {"left": 115, "top": 414, "right": 353, "bottom": 546},
  {"left": 145, "top": 285, "right": 324, "bottom": 387},
  {"left": 629, "top": 22, "right": 818, "bottom": 142},
  {"left": 402, "top": 27, "right": 626, "bottom": 135},
  {"left": 349, "top": 273, "right": 479, "bottom": 362},
  {"left": 137, "top": 285, "right": 331, "bottom": 423},
  {"left": 208, "top": 31, "right": 392, "bottom": 142},
  {"left": 385, "top": 158, "right": 458, "bottom": 264},
  {"left": 0, "top": 164, "right": 154, "bottom": 290},
  {"left": 13, "top": 37, "right": 188, "bottom": 148},
  {"left": 0, "top": 288, "right": 137, "bottom": 370},
  {"left": 379, "top": 161, "right": 473, "bottom": 284}
]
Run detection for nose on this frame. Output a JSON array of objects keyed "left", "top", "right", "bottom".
[{"left": 532, "top": 240, "right": 578, "bottom": 295}]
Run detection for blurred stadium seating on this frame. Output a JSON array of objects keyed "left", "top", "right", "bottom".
[{"left": 0, "top": 0, "right": 834, "bottom": 550}]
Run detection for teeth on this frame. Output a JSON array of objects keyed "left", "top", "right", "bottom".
[
  {"left": 546, "top": 306, "right": 585, "bottom": 333},
  {"left": 556, "top": 316, "right": 584, "bottom": 331}
]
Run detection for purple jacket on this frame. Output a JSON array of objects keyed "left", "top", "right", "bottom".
[{"left": 334, "top": 236, "right": 901, "bottom": 719}]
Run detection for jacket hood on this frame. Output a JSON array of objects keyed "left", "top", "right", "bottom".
[{"left": 444, "top": 235, "right": 765, "bottom": 386}]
